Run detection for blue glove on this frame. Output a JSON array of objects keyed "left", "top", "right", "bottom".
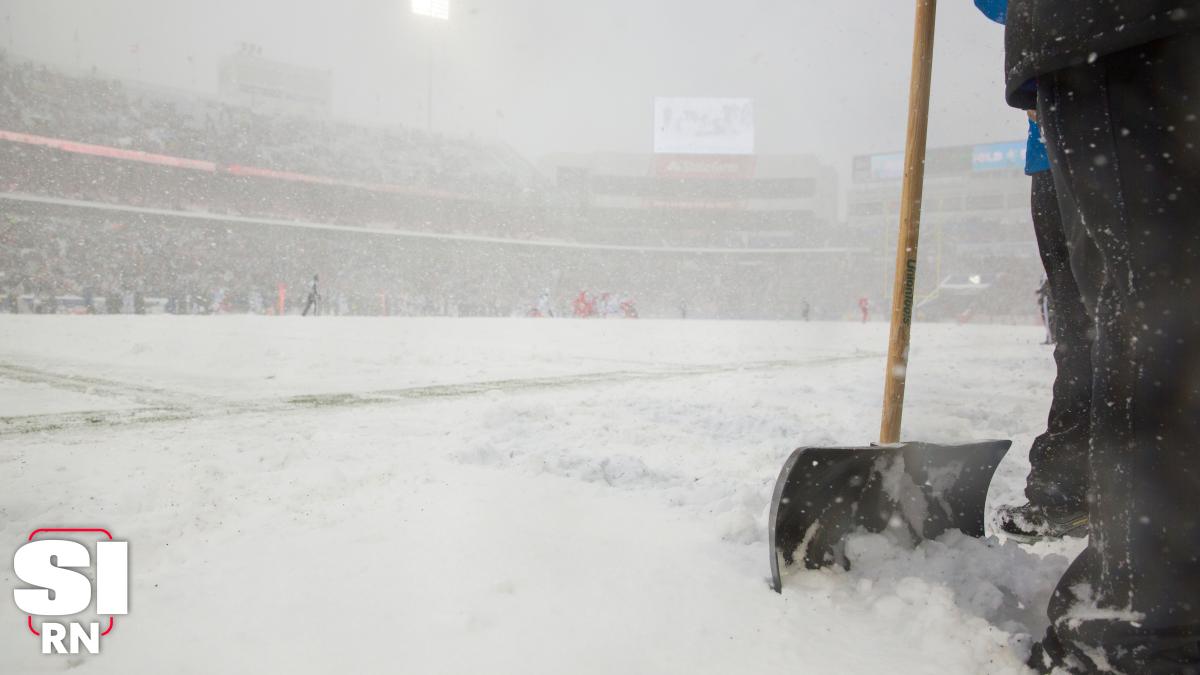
[{"left": 973, "top": 0, "right": 1006, "bottom": 24}]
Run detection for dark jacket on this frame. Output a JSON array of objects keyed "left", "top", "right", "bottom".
[{"left": 1004, "top": 1, "right": 1200, "bottom": 108}]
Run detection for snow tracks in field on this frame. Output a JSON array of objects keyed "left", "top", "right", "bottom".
[{"left": 0, "top": 352, "right": 880, "bottom": 436}]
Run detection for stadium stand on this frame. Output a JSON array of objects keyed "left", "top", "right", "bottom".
[{"left": 0, "top": 52, "right": 1038, "bottom": 322}]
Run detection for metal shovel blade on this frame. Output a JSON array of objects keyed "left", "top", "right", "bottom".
[{"left": 769, "top": 440, "right": 1010, "bottom": 592}]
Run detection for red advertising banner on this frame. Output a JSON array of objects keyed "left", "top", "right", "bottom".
[
  {"left": 0, "top": 129, "right": 217, "bottom": 172},
  {"left": 0, "top": 129, "right": 476, "bottom": 201}
]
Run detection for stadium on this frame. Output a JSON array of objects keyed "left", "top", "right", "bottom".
[{"left": 8, "top": 1, "right": 1175, "bottom": 672}]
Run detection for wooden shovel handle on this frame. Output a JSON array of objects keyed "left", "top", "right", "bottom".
[{"left": 880, "top": 0, "right": 937, "bottom": 444}]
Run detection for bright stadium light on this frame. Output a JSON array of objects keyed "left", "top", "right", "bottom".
[{"left": 411, "top": 0, "right": 449, "bottom": 20}]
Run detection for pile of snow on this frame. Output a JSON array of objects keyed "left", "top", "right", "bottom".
[{"left": 847, "top": 531, "right": 1071, "bottom": 638}]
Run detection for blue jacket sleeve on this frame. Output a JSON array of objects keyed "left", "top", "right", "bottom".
[
  {"left": 1025, "top": 119, "right": 1051, "bottom": 175},
  {"left": 973, "top": 0, "right": 1007, "bottom": 24}
]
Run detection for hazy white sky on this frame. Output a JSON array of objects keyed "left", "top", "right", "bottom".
[{"left": 1, "top": 0, "right": 1024, "bottom": 179}]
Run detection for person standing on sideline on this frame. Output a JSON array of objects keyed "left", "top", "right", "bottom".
[
  {"left": 302, "top": 274, "right": 320, "bottom": 317},
  {"left": 975, "top": 0, "right": 1092, "bottom": 544},
  {"left": 1003, "top": 1, "right": 1200, "bottom": 670},
  {"left": 536, "top": 288, "right": 554, "bottom": 318}
]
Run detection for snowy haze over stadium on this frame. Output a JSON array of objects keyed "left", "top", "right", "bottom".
[{"left": 3, "top": 0, "right": 1025, "bottom": 197}]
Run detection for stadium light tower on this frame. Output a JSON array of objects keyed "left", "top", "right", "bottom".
[{"left": 411, "top": 0, "right": 448, "bottom": 133}]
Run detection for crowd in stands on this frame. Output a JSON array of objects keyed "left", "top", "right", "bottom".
[
  {"left": 0, "top": 205, "right": 872, "bottom": 320},
  {"left": 0, "top": 140, "right": 549, "bottom": 240},
  {"left": 0, "top": 52, "right": 539, "bottom": 199},
  {"left": 0, "top": 206, "right": 1040, "bottom": 321},
  {"left": 0, "top": 52, "right": 1043, "bottom": 322}
]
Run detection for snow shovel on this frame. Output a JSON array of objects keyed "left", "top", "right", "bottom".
[{"left": 768, "top": 0, "right": 1009, "bottom": 592}]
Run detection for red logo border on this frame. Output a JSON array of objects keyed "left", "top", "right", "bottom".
[{"left": 24, "top": 528, "right": 118, "bottom": 638}]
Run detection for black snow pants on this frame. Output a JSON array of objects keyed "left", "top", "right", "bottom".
[
  {"left": 1025, "top": 171, "right": 1092, "bottom": 511},
  {"left": 1030, "top": 31, "right": 1200, "bottom": 673}
]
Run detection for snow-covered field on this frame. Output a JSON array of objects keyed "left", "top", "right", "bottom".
[{"left": 0, "top": 316, "right": 1083, "bottom": 674}]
